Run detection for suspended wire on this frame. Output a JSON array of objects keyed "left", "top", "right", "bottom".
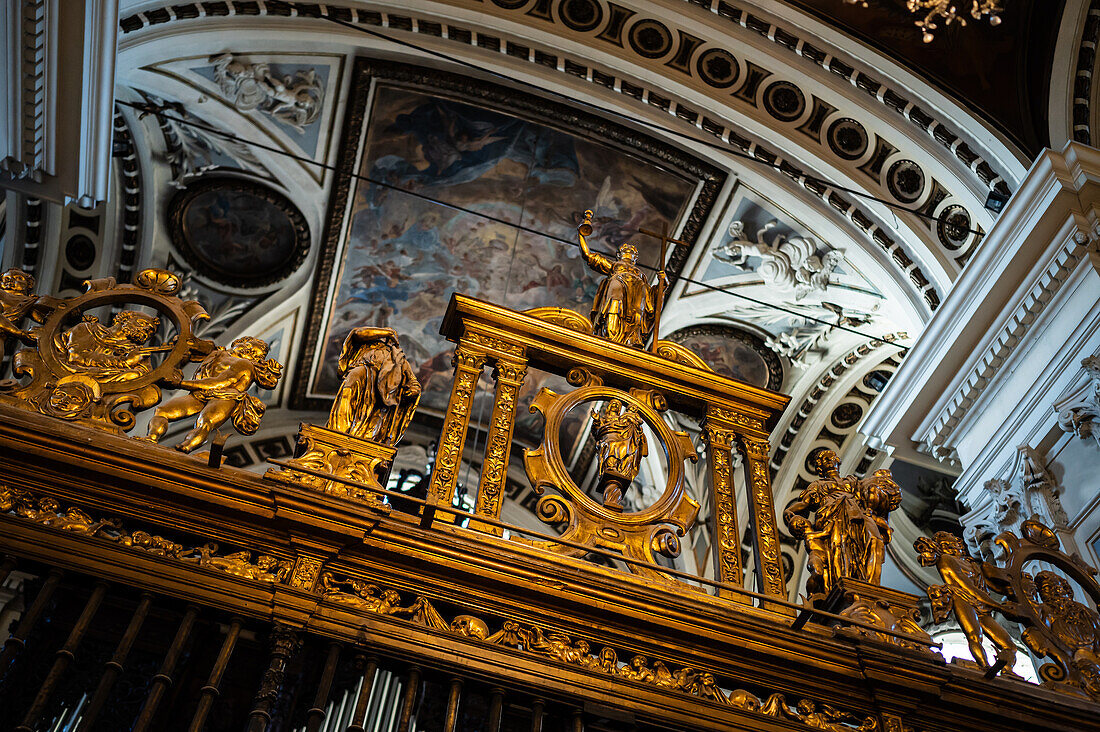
[
  {"left": 282, "top": 1, "right": 992, "bottom": 238},
  {"left": 118, "top": 100, "right": 909, "bottom": 351}
]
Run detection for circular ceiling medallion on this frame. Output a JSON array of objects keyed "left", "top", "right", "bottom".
[
  {"left": 167, "top": 179, "right": 310, "bottom": 288},
  {"left": 762, "top": 81, "right": 806, "bottom": 122},
  {"left": 827, "top": 118, "right": 869, "bottom": 161},
  {"left": 559, "top": 0, "right": 603, "bottom": 32},
  {"left": 627, "top": 19, "right": 673, "bottom": 59},
  {"left": 937, "top": 204, "right": 971, "bottom": 251},
  {"left": 667, "top": 325, "right": 784, "bottom": 391},
  {"left": 887, "top": 159, "right": 925, "bottom": 203},
  {"left": 696, "top": 48, "right": 740, "bottom": 89}
]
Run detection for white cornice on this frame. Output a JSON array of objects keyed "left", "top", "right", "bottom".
[{"left": 861, "top": 142, "right": 1100, "bottom": 460}]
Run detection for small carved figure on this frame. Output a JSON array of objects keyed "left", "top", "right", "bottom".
[
  {"left": 915, "top": 531, "right": 1018, "bottom": 674},
  {"left": 1030, "top": 570, "right": 1100, "bottom": 694},
  {"left": 783, "top": 450, "right": 900, "bottom": 596},
  {"left": 591, "top": 398, "right": 648, "bottom": 511},
  {"left": 58, "top": 311, "right": 162, "bottom": 383},
  {"left": 577, "top": 210, "right": 665, "bottom": 348},
  {"left": 714, "top": 219, "right": 843, "bottom": 300},
  {"left": 144, "top": 336, "right": 282, "bottom": 453},
  {"left": 328, "top": 326, "right": 421, "bottom": 446},
  {"left": 211, "top": 53, "right": 324, "bottom": 133},
  {"left": 0, "top": 268, "right": 37, "bottom": 361}
]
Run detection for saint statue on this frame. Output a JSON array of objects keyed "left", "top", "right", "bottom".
[
  {"left": 783, "top": 450, "right": 900, "bottom": 596},
  {"left": 0, "top": 268, "right": 37, "bottom": 361},
  {"left": 577, "top": 211, "right": 665, "bottom": 349},
  {"left": 327, "top": 326, "right": 421, "bottom": 447},
  {"left": 58, "top": 311, "right": 162, "bottom": 383},
  {"left": 592, "top": 398, "right": 648, "bottom": 511},
  {"left": 915, "top": 532, "right": 1019, "bottom": 674},
  {"left": 144, "top": 336, "right": 282, "bottom": 452}
]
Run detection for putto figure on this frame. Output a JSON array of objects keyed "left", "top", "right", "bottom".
[
  {"left": 783, "top": 449, "right": 901, "bottom": 596},
  {"left": 144, "top": 336, "right": 282, "bottom": 453},
  {"left": 328, "top": 326, "right": 421, "bottom": 447},
  {"left": 592, "top": 398, "right": 648, "bottom": 511},
  {"left": 0, "top": 268, "right": 37, "bottom": 361},
  {"left": 58, "top": 311, "right": 162, "bottom": 383},
  {"left": 915, "top": 531, "right": 1019, "bottom": 675},
  {"left": 577, "top": 210, "right": 665, "bottom": 349}
]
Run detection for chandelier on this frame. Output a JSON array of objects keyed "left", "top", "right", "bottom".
[{"left": 844, "top": 0, "right": 1004, "bottom": 42}]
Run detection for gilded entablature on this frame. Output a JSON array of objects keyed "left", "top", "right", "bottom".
[
  {"left": 0, "top": 485, "right": 291, "bottom": 583},
  {"left": 317, "top": 570, "right": 878, "bottom": 732}
]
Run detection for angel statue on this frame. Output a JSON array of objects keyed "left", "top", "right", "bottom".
[
  {"left": 328, "top": 326, "right": 421, "bottom": 447},
  {"left": 0, "top": 268, "right": 37, "bottom": 362},
  {"left": 714, "top": 219, "right": 843, "bottom": 300},
  {"left": 577, "top": 210, "right": 665, "bottom": 349},
  {"left": 592, "top": 399, "right": 648, "bottom": 511},
  {"left": 144, "top": 336, "right": 282, "bottom": 453},
  {"left": 915, "top": 531, "right": 1019, "bottom": 675}
]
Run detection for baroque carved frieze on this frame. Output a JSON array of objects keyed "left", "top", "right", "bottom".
[
  {"left": 0, "top": 485, "right": 292, "bottom": 583},
  {"left": 317, "top": 571, "right": 878, "bottom": 731}
]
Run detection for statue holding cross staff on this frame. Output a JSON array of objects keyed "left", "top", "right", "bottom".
[{"left": 576, "top": 210, "right": 687, "bottom": 351}]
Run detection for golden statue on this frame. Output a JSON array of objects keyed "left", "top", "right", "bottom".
[
  {"left": 328, "top": 326, "right": 421, "bottom": 446},
  {"left": 592, "top": 398, "right": 648, "bottom": 511},
  {"left": 0, "top": 268, "right": 37, "bottom": 361},
  {"left": 577, "top": 210, "right": 665, "bottom": 348},
  {"left": 915, "top": 531, "right": 1018, "bottom": 674},
  {"left": 783, "top": 450, "right": 901, "bottom": 596},
  {"left": 1031, "top": 570, "right": 1100, "bottom": 694},
  {"left": 58, "top": 311, "right": 162, "bottom": 383},
  {"left": 144, "top": 336, "right": 282, "bottom": 453}
]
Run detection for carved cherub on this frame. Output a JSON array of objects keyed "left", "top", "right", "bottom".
[
  {"left": 592, "top": 398, "right": 648, "bottom": 511},
  {"left": 1028, "top": 570, "right": 1100, "bottom": 695},
  {"left": 0, "top": 268, "right": 37, "bottom": 362},
  {"left": 144, "top": 336, "right": 282, "bottom": 453},
  {"left": 58, "top": 311, "right": 161, "bottom": 383},
  {"left": 915, "top": 531, "right": 1019, "bottom": 674}
]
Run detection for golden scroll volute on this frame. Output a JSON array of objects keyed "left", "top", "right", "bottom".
[
  {"left": 521, "top": 368, "right": 698, "bottom": 580},
  {"left": 0, "top": 268, "right": 213, "bottom": 432}
]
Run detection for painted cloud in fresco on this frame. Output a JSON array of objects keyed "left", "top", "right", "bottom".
[{"left": 311, "top": 85, "right": 696, "bottom": 433}]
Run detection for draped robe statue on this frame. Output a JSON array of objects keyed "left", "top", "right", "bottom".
[
  {"left": 328, "top": 326, "right": 421, "bottom": 447},
  {"left": 592, "top": 399, "right": 648, "bottom": 511}
]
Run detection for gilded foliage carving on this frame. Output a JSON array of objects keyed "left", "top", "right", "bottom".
[
  {"left": 739, "top": 437, "right": 786, "bottom": 596},
  {"left": 0, "top": 485, "right": 291, "bottom": 583},
  {"left": 476, "top": 361, "right": 526, "bottom": 519},
  {"left": 317, "top": 571, "right": 876, "bottom": 732},
  {"left": 703, "top": 422, "right": 741, "bottom": 585},
  {"left": 430, "top": 347, "right": 485, "bottom": 501}
]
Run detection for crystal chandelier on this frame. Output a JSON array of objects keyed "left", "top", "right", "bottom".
[{"left": 843, "top": 0, "right": 1004, "bottom": 42}]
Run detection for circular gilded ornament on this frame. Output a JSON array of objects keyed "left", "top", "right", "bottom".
[
  {"left": 762, "top": 81, "right": 806, "bottom": 122},
  {"left": 887, "top": 159, "right": 926, "bottom": 203},
  {"left": 167, "top": 179, "right": 310, "bottom": 288},
  {"left": 627, "top": 19, "right": 674, "bottom": 59},
  {"left": 558, "top": 0, "right": 603, "bottom": 32},
  {"left": 827, "top": 118, "right": 869, "bottom": 161},
  {"left": 937, "top": 205, "right": 972, "bottom": 251},
  {"left": 666, "top": 325, "right": 783, "bottom": 391},
  {"left": 696, "top": 48, "right": 740, "bottom": 89}
]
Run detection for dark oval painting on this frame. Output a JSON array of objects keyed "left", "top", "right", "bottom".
[
  {"left": 668, "top": 325, "right": 783, "bottom": 391},
  {"left": 171, "top": 180, "right": 308, "bottom": 286}
]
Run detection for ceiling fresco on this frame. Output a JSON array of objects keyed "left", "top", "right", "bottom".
[{"left": 295, "top": 60, "right": 725, "bottom": 439}]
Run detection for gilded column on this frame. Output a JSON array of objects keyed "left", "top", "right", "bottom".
[
  {"left": 738, "top": 436, "right": 788, "bottom": 607},
  {"left": 429, "top": 343, "right": 487, "bottom": 505},
  {"left": 701, "top": 418, "right": 743, "bottom": 600},
  {"left": 472, "top": 359, "right": 527, "bottom": 534}
]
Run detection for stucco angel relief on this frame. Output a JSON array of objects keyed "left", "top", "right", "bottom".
[{"left": 714, "top": 219, "right": 843, "bottom": 299}]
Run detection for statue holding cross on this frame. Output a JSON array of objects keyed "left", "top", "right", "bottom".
[{"left": 576, "top": 210, "right": 686, "bottom": 351}]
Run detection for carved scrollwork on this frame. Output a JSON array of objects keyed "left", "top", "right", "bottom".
[
  {"left": 0, "top": 268, "right": 215, "bottom": 433},
  {"left": 523, "top": 306, "right": 594, "bottom": 335},
  {"left": 521, "top": 383, "right": 698, "bottom": 581}
]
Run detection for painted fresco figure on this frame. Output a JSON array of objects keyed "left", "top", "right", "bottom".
[
  {"left": 145, "top": 336, "right": 282, "bottom": 452},
  {"left": 915, "top": 532, "right": 1019, "bottom": 674},
  {"left": 328, "top": 326, "right": 421, "bottom": 446},
  {"left": 577, "top": 210, "right": 665, "bottom": 349},
  {"left": 592, "top": 398, "right": 648, "bottom": 511}
]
